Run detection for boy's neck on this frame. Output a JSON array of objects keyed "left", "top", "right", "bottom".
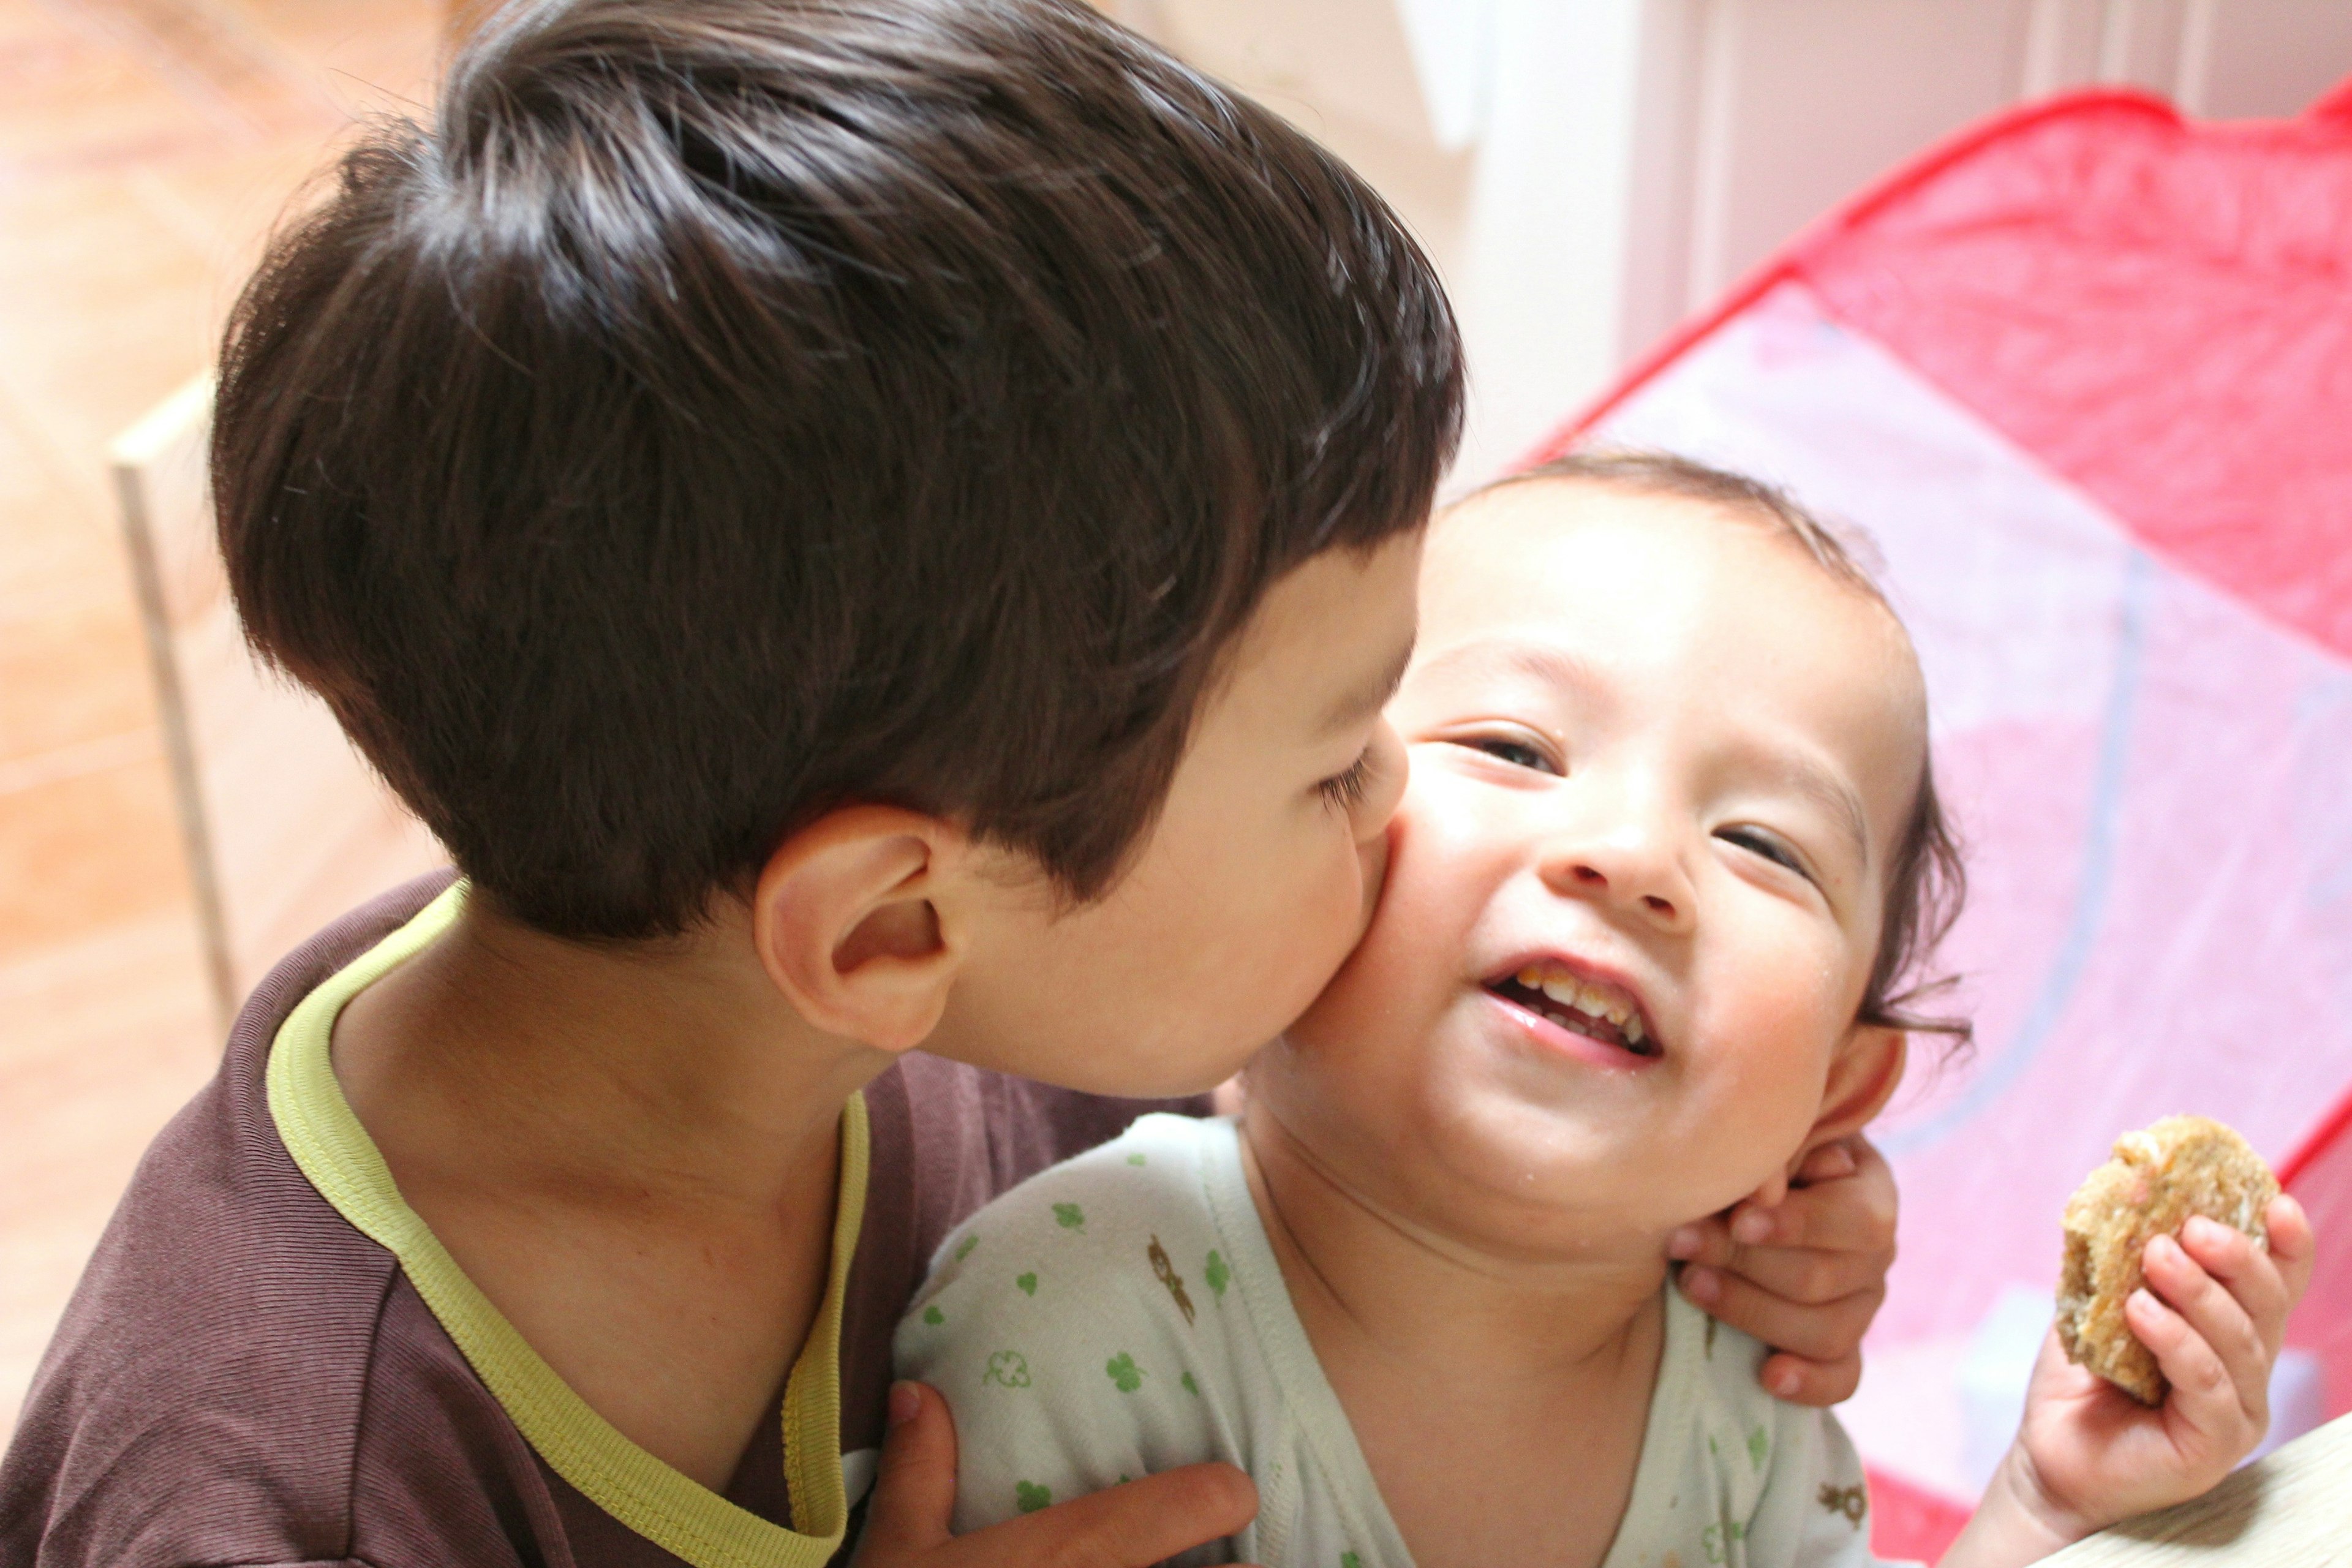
[
  {"left": 333, "top": 895, "right": 888, "bottom": 1210},
  {"left": 1239, "top": 1099, "right": 1671, "bottom": 1382},
  {"left": 326, "top": 894, "right": 893, "bottom": 1489}
]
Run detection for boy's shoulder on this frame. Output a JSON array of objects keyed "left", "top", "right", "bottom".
[
  {"left": 0, "top": 872, "right": 529, "bottom": 1567},
  {"left": 1, "top": 876, "right": 1201, "bottom": 1567}
]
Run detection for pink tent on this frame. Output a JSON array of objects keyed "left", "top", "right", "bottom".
[{"left": 1527, "top": 75, "right": 2352, "bottom": 1560}]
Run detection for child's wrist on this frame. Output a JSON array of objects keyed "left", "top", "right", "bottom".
[{"left": 1951, "top": 1444, "right": 2103, "bottom": 1566}]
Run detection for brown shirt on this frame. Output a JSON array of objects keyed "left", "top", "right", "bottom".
[{"left": 0, "top": 873, "right": 1201, "bottom": 1567}]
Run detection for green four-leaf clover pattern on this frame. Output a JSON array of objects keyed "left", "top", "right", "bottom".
[
  {"left": 1053, "top": 1202, "right": 1086, "bottom": 1232},
  {"left": 1204, "top": 1250, "right": 1231, "bottom": 1298},
  {"left": 1016, "top": 1272, "right": 1038, "bottom": 1296},
  {"left": 1014, "top": 1480, "right": 1051, "bottom": 1513},
  {"left": 1105, "top": 1352, "right": 1144, "bottom": 1392}
]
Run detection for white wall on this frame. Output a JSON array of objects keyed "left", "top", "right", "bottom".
[{"left": 1123, "top": 0, "right": 2352, "bottom": 488}]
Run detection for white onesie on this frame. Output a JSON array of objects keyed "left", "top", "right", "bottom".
[{"left": 894, "top": 1113, "right": 1910, "bottom": 1568}]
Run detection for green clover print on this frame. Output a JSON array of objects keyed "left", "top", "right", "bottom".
[
  {"left": 1015, "top": 1480, "right": 1052, "bottom": 1513},
  {"left": 1053, "top": 1202, "right": 1086, "bottom": 1232},
  {"left": 1105, "top": 1352, "right": 1144, "bottom": 1392},
  {"left": 1204, "top": 1250, "right": 1231, "bottom": 1299},
  {"left": 921, "top": 1305, "right": 943, "bottom": 1326},
  {"left": 982, "top": 1351, "right": 1032, "bottom": 1389},
  {"left": 1016, "top": 1272, "right": 1038, "bottom": 1297}
]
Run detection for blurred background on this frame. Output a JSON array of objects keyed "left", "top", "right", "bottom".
[{"left": 4, "top": 0, "right": 2349, "bottom": 1540}]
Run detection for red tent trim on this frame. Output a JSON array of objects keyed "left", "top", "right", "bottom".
[{"left": 1520, "top": 86, "right": 2188, "bottom": 470}]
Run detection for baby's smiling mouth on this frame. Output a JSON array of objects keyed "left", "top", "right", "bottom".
[{"left": 1485, "top": 961, "right": 1662, "bottom": 1058}]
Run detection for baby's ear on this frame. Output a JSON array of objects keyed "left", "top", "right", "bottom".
[{"left": 1796, "top": 1025, "right": 1907, "bottom": 1174}]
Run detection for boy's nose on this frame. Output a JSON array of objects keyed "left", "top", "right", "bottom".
[{"left": 1351, "top": 720, "right": 1411, "bottom": 843}]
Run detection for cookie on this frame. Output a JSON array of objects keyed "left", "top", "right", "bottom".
[{"left": 2055, "top": 1115, "right": 2278, "bottom": 1405}]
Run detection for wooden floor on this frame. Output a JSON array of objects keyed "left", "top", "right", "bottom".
[{"left": 0, "top": 0, "right": 437, "bottom": 1433}]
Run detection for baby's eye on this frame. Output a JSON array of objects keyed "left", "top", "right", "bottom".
[
  {"left": 1717, "top": 826, "right": 1811, "bottom": 881},
  {"left": 1457, "top": 735, "right": 1555, "bottom": 774}
]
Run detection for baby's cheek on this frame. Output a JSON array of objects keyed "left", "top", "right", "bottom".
[
  {"left": 1701, "top": 964, "right": 1852, "bottom": 1127},
  {"left": 1293, "top": 823, "right": 1480, "bottom": 1049}
]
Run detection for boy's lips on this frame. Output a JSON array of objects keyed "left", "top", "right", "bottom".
[{"left": 1481, "top": 954, "right": 1663, "bottom": 1063}]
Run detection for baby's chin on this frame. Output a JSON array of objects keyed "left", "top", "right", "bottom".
[{"left": 1254, "top": 1055, "right": 1726, "bottom": 1257}]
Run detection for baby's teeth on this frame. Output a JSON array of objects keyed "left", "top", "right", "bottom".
[{"left": 1515, "top": 965, "right": 1645, "bottom": 1042}]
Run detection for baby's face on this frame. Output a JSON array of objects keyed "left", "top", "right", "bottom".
[{"left": 1257, "top": 480, "right": 1926, "bottom": 1250}]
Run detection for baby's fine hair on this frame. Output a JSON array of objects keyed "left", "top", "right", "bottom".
[{"left": 1481, "top": 450, "right": 1970, "bottom": 1051}]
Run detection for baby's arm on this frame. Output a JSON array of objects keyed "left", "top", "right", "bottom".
[
  {"left": 1941, "top": 1194, "right": 2315, "bottom": 1568},
  {"left": 1671, "top": 1135, "right": 1901, "bottom": 1405}
]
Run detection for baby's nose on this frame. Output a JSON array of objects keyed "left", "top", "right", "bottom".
[{"left": 1547, "top": 833, "right": 1690, "bottom": 930}]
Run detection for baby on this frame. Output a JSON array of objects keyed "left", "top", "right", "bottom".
[{"left": 894, "top": 453, "right": 2311, "bottom": 1567}]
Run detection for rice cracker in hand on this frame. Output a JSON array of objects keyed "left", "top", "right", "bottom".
[{"left": 2056, "top": 1115, "right": 2278, "bottom": 1404}]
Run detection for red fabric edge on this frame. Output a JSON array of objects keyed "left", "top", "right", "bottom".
[
  {"left": 2310, "top": 71, "right": 2352, "bottom": 126},
  {"left": 1515, "top": 86, "right": 2184, "bottom": 470},
  {"left": 1864, "top": 1463, "right": 1973, "bottom": 1562},
  {"left": 2279, "top": 1084, "right": 2352, "bottom": 1189}
]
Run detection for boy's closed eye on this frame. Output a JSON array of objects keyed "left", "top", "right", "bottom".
[{"left": 1315, "top": 748, "right": 1378, "bottom": 810}]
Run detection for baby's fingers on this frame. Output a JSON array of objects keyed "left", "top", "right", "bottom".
[
  {"left": 2143, "top": 1233, "right": 2269, "bottom": 1427},
  {"left": 1757, "top": 1348, "right": 1862, "bottom": 1408},
  {"left": 2126, "top": 1286, "right": 2258, "bottom": 1471},
  {"left": 1679, "top": 1261, "right": 1884, "bottom": 1367},
  {"left": 2173, "top": 1214, "right": 2292, "bottom": 1360},
  {"left": 2265, "top": 1194, "right": 2316, "bottom": 1313}
]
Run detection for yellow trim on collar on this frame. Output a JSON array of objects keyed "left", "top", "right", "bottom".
[{"left": 267, "top": 881, "right": 869, "bottom": 1568}]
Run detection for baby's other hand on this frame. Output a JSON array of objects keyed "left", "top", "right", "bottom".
[
  {"left": 1668, "top": 1134, "right": 1897, "bottom": 1406},
  {"left": 1996, "top": 1194, "right": 2315, "bottom": 1545}
]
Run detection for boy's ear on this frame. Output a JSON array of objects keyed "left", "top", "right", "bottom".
[
  {"left": 751, "top": 805, "right": 974, "bottom": 1054},
  {"left": 1800, "top": 1024, "right": 1907, "bottom": 1171}
]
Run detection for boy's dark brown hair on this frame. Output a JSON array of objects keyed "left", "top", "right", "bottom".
[
  {"left": 213, "top": 0, "right": 1462, "bottom": 940},
  {"left": 1484, "top": 450, "right": 1971, "bottom": 1050}
]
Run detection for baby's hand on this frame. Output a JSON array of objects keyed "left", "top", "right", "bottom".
[
  {"left": 1953, "top": 1194, "right": 2315, "bottom": 1566},
  {"left": 1668, "top": 1134, "right": 1898, "bottom": 1406}
]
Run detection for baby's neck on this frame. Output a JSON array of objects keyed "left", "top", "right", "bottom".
[
  {"left": 1238, "top": 1098, "right": 1670, "bottom": 1385},
  {"left": 1241, "top": 1099, "right": 1671, "bottom": 1568}
]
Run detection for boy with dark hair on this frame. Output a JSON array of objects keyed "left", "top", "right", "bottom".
[{"left": 1, "top": 4, "right": 1900, "bottom": 1565}]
